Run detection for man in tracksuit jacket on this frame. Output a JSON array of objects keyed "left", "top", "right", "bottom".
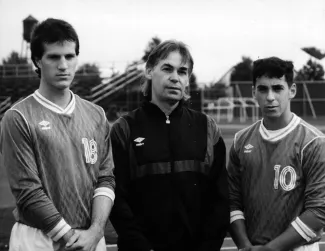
[{"left": 110, "top": 40, "right": 229, "bottom": 251}]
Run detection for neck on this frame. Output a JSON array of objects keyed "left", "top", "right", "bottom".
[
  {"left": 39, "top": 81, "right": 71, "bottom": 109},
  {"left": 263, "top": 112, "right": 294, "bottom": 130},
  {"left": 150, "top": 99, "right": 179, "bottom": 116}
]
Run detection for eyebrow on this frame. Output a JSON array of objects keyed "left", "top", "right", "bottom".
[
  {"left": 161, "top": 63, "right": 188, "bottom": 71},
  {"left": 256, "top": 84, "right": 284, "bottom": 89}
]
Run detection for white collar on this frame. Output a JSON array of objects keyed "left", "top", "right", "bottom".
[
  {"left": 259, "top": 113, "right": 300, "bottom": 142},
  {"left": 33, "top": 90, "right": 76, "bottom": 115}
]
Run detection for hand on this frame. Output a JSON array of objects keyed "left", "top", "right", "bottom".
[
  {"left": 307, "top": 228, "right": 323, "bottom": 244},
  {"left": 57, "top": 229, "right": 78, "bottom": 248},
  {"left": 65, "top": 226, "right": 103, "bottom": 251}
]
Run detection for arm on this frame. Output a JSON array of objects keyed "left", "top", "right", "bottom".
[
  {"left": 227, "top": 140, "right": 252, "bottom": 249},
  {"left": 199, "top": 118, "right": 230, "bottom": 251},
  {"left": 66, "top": 118, "right": 115, "bottom": 251},
  {"left": 109, "top": 118, "right": 152, "bottom": 251},
  {"left": 260, "top": 137, "right": 325, "bottom": 251},
  {"left": 0, "top": 110, "right": 72, "bottom": 242}
]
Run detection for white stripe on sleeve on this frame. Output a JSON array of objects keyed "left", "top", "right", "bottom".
[
  {"left": 93, "top": 187, "right": 115, "bottom": 202},
  {"left": 230, "top": 210, "right": 245, "bottom": 224}
]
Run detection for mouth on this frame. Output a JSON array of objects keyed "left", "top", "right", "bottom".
[
  {"left": 265, "top": 106, "right": 278, "bottom": 110},
  {"left": 166, "top": 87, "right": 181, "bottom": 91},
  {"left": 56, "top": 74, "right": 70, "bottom": 79}
]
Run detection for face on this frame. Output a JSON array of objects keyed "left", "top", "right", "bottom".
[
  {"left": 146, "top": 51, "right": 190, "bottom": 105},
  {"left": 253, "top": 75, "right": 296, "bottom": 123},
  {"left": 37, "top": 41, "right": 78, "bottom": 90}
]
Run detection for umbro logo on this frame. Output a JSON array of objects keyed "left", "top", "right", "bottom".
[
  {"left": 134, "top": 137, "right": 145, "bottom": 146},
  {"left": 244, "top": 144, "right": 254, "bottom": 153},
  {"left": 39, "top": 120, "right": 51, "bottom": 130}
]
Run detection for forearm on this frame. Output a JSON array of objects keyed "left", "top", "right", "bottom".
[
  {"left": 15, "top": 187, "right": 72, "bottom": 241},
  {"left": 230, "top": 220, "right": 252, "bottom": 249},
  {"left": 265, "top": 225, "right": 305, "bottom": 251},
  {"left": 89, "top": 195, "right": 114, "bottom": 236},
  {"left": 265, "top": 211, "right": 323, "bottom": 251}
]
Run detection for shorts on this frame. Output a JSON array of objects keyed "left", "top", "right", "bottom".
[{"left": 9, "top": 222, "right": 106, "bottom": 251}]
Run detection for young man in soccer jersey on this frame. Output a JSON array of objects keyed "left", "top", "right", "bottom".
[
  {"left": 228, "top": 57, "right": 325, "bottom": 251},
  {"left": 109, "top": 40, "right": 229, "bottom": 251},
  {"left": 0, "top": 18, "right": 115, "bottom": 251}
]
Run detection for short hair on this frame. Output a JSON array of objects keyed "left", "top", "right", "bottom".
[
  {"left": 30, "top": 18, "right": 79, "bottom": 78},
  {"left": 252, "top": 57, "right": 294, "bottom": 87},
  {"left": 142, "top": 40, "right": 194, "bottom": 101}
]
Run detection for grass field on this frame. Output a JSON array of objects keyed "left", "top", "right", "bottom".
[{"left": 1, "top": 117, "right": 325, "bottom": 251}]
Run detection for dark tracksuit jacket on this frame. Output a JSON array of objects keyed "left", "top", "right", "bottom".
[{"left": 109, "top": 101, "right": 229, "bottom": 251}]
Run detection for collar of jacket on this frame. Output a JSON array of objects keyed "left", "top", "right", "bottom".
[{"left": 141, "top": 100, "right": 185, "bottom": 118}]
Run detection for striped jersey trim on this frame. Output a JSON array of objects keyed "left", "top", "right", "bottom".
[
  {"left": 93, "top": 187, "right": 115, "bottom": 202},
  {"left": 291, "top": 217, "right": 316, "bottom": 242},
  {"left": 230, "top": 210, "right": 245, "bottom": 224},
  {"left": 9, "top": 109, "right": 31, "bottom": 136},
  {"left": 300, "top": 136, "right": 325, "bottom": 164},
  {"left": 47, "top": 218, "right": 72, "bottom": 241},
  {"left": 259, "top": 113, "right": 300, "bottom": 142},
  {"left": 33, "top": 90, "right": 76, "bottom": 115}
]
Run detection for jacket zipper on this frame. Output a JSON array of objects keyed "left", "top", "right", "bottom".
[{"left": 166, "top": 115, "right": 170, "bottom": 124}]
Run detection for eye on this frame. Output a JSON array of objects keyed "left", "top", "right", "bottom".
[
  {"left": 273, "top": 86, "right": 283, "bottom": 92},
  {"left": 66, "top": 54, "right": 76, "bottom": 60},
  {"left": 162, "top": 67, "right": 172, "bottom": 72},
  {"left": 48, "top": 55, "right": 59, "bottom": 60},
  {"left": 178, "top": 70, "right": 188, "bottom": 75},
  {"left": 257, "top": 87, "right": 267, "bottom": 93}
]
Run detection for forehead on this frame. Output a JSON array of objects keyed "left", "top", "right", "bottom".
[
  {"left": 156, "top": 51, "right": 189, "bottom": 68},
  {"left": 43, "top": 41, "right": 76, "bottom": 55},
  {"left": 255, "top": 75, "right": 288, "bottom": 87}
]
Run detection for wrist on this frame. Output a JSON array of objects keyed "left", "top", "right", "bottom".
[{"left": 89, "top": 223, "right": 104, "bottom": 238}]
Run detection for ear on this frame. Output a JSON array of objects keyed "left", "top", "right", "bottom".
[
  {"left": 145, "top": 68, "right": 152, "bottom": 80},
  {"left": 252, "top": 85, "right": 256, "bottom": 99},
  {"left": 289, "top": 83, "right": 296, "bottom": 99},
  {"left": 35, "top": 58, "right": 41, "bottom": 69}
]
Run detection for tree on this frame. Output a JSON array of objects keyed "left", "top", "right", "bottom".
[
  {"left": 301, "top": 47, "right": 325, "bottom": 60},
  {"left": 0, "top": 51, "right": 33, "bottom": 77},
  {"left": 76, "top": 63, "right": 100, "bottom": 75},
  {"left": 2, "top": 51, "right": 28, "bottom": 65},
  {"left": 141, "top": 36, "right": 161, "bottom": 62},
  {"left": 231, "top": 56, "right": 253, "bottom": 81},
  {"left": 295, "top": 59, "right": 324, "bottom": 81}
]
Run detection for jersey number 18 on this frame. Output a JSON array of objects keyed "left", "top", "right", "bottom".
[{"left": 82, "top": 138, "right": 98, "bottom": 164}]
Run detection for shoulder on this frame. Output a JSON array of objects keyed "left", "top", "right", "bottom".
[
  {"left": 2, "top": 96, "right": 35, "bottom": 129},
  {"left": 233, "top": 120, "right": 261, "bottom": 150},
  {"left": 75, "top": 95, "right": 107, "bottom": 120},
  {"left": 183, "top": 106, "right": 207, "bottom": 121},
  {"left": 298, "top": 119, "right": 325, "bottom": 156}
]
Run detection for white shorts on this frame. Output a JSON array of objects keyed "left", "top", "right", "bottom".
[
  {"left": 9, "top": 222, "right": 106, "bottom": 251},
  {"left": 294, "top": 242, "right": 319, "bottom": 251}
]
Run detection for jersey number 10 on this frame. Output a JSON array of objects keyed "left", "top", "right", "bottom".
[
  {"left": 82, "top": 138, "right": 98, "bottom": 164},
  {"left": 273, "top": 165, "right": 296, "bottom": 191}
]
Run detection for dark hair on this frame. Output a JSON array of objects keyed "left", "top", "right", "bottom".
[
  {"left": 253, "top": 57, "right": 294, "bottom": 87},
  {"left": 30, "top": 18, "right": 79, "bottom": 78},
  {"left": 142, "top": 40, "right": 194, "bottom": 101}
]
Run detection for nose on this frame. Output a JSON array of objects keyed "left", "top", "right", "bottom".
[
  {"left": 170, "top": 70, "right": 179, "bottom": 84},
  {"left": 58, "top": 57, "right": 68, "bottom": 70},
  {"left": 266, "top": 90, "right": 275, "bottom": 101}
]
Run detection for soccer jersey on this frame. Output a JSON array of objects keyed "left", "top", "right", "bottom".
[
  {"left": 228, "top": 114, "right": 325, "bottom": 245},
  {"left": 0, "top": 90, "right": 115, "bottom": 241}
]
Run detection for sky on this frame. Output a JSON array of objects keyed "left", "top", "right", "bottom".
[{"left": 0, "top": 0, "right": 325, "bottom": 84}]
